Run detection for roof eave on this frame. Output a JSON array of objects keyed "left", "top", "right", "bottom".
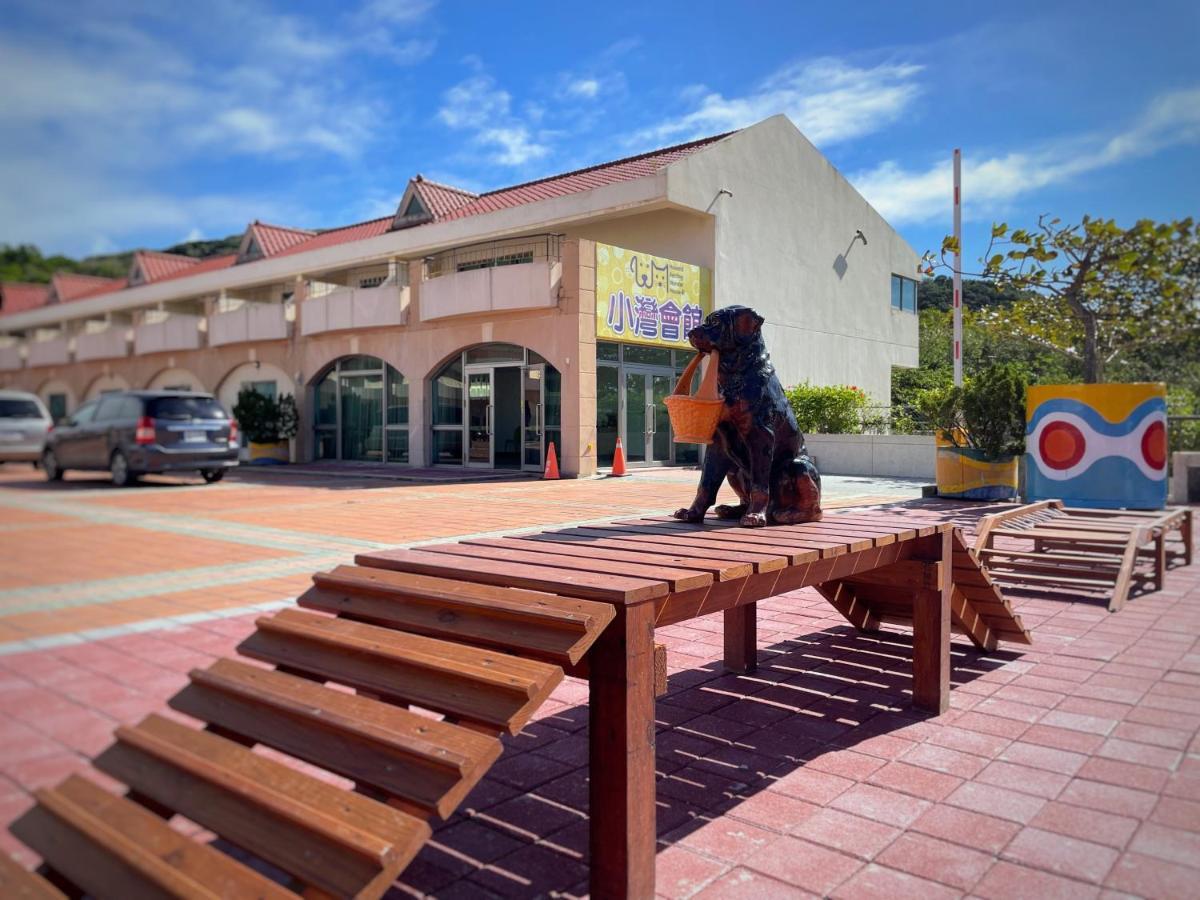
[{"left": 0, "top": 171, "right": 671, "bottom": 333}]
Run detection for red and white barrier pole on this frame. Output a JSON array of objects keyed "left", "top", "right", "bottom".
[{"left": 953, "top": 148, "right": 963, "bottom": 387}]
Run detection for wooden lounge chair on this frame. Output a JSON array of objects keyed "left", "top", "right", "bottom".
[{"left": 974, "top": 499, "right": 1194, "bottom": 611}]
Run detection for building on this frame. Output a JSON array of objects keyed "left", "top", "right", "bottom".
[{"left": 0, "top": 115, "right": 920, "bottom": 477}]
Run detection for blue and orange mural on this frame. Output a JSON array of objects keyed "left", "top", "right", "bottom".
[{"left": 1025, "top": 383, "right": 1168, "bottom": 509}]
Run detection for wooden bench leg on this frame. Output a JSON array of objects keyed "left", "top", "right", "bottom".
[
  {"left": 723, "top": 603, "right": 757, "bottom": 674},
  {"left": 912, "top": 529, "right": 951, "bottom": 714},
  {"left": 1183, "top": 510, "right": 1194, "bottom": 566},
  {"left": 1154, "top": 534, "right": 1166, "bottom": 591},
  {"left": 589, "top": 602, "right": 656, "bottom": 900}
]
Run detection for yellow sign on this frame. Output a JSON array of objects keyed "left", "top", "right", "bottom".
[{"left": 595, "top": 243, "right": 712, "bottom": 349}]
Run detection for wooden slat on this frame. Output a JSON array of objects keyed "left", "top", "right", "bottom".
[
  {"left": 813, "top": 581, "right": 881, "bottom": 632},
  {"left": 307, "top": 565, "right": 612, "bottom": 665},
  {"left": 603, "top": 519, "right": 843, "bottom": 557},
  {"left": 357, "top": 548, "right": 667, "bottom": 605},
  {"left": 549, "top": 527, "right": 797, "bottom": 567},
  {"left": 239, "top": 609, "right": 562, "bottom": 735},
  {"left": 416, "top": 542, "right": 712, "bottom": 593},
  {"left": 980, "top": 548, "right": 1126, "bottom": 565},
  {"left": 485, "top": 535, "right": 754, "bottom": 581},
  {"left": 10, "top": 775, "right": 294, "bottom": 900},
  {"left": 622, "top": 518, "right": 865, "bottom": 554},
  {"left": 988, "top": 570, "right": 1118, "bottom": 589},
  {"left": 0, "top": 853, "right": 65, "bottom": 900},
  {"left": 94, "top": 713, "right": 429, "bottom": 899},
  {"left": 992, "top": 527, "right": 1141, "bottom": 545},
  {"left": 526, "top": 529, "right": 779, "bottom": 574},
  {"left": 169, "top": 658, "right": 502, "bottom": 819}
]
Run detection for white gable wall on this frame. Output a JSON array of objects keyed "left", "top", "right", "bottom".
[{"left": 665, "top": 115, "right": 919, "bottom": 403}]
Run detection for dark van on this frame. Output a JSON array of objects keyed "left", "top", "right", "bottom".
[{"left": 43, "top": 391, "right": 239, "bottom": 486}]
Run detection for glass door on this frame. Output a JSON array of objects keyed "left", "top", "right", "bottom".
[
  {"left": 650, "top": 373, "right": 672, "bottom": 463},
  {"left": 623, "top": 371, "right": 647, "bottom": 463},
  {"left": 466, "top": 369, "right": 493, "bottom": 467},
  {"left": 339, "top": 373, "right": 384, "bottom": 461},
  {"left": 522, "top": 365, "right": 545, "bottom": 471}
]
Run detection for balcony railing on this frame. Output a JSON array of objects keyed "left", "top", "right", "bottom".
[
  {"left": 209, "top": 303, "right": 289, "bottom": 346},
  {"left": 300, "top": 282, "right": 408, "bottom": 336},
  {"left": 420, "top": 235, "right": 562, "bottom": 323},
  {"left": 27, "top": 335, "right": 70, "bottom": 367},
  {"left": 424, "top": 234, "right": 561, "bottom": 280},
  {"left": 135, "top": 314, "right": 203, "bottom": 355},
  {"left": 75, "top": 326, "right": 130, "bottom": 362}
]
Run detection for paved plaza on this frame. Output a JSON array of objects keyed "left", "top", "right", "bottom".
[{"left": 0, "top": 464, "right": 1197, "bottom": 898}]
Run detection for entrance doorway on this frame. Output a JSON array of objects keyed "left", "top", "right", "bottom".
[
  {"left": 313, "top": 356, "right": 409, "bottom": 463},
  {"left": 597, "top": 341, "right": 702, "bottom": 468},
  {"left": 432, "top": 344, "right": 561, "bottom": 470}
]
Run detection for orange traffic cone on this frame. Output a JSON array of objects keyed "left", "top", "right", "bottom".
[
  {"left": 610, "top": 437, "right": 628, "bottom": 477},
  {"left": 543, "top": 442, "right": 560, "bottom": 480}
]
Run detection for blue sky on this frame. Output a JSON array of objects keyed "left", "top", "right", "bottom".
[{"left": 1, "top": 0, "right": 1197, "bottom": 270}]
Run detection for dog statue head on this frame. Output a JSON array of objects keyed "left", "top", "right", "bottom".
[{"left": 687, "top": 305, "right": 766, "bottom": 355}]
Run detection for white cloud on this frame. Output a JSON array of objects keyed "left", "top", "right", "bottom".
[
  {"left": 567, "top": 78, "right": 600, "bottom": 99},
  {"left": 633, "top": 57, "right": 923, "bottom": 146},
  {"left": 437, "top": 72, "right": 550, "bottom": 166},
  {"left": 849, "top": 86, "right": 1200, "bottom": 224}
]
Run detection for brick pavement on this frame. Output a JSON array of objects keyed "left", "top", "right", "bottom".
[{"left": 0, "top": 464, "right": 1197, "bottom": 898}]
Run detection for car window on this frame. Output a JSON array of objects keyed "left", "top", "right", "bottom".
[
  {"left": 0, "top": 398, "right": 44, "bottom": 419},
  {"left": 94, "top": 395, "right": 124, "bottom": 422},
  {"left": 147, "top": 396, "right": 228, "bottom": 421},
  {"left": 120, "top": 397, "right": 143, "bottom": 419},
  {"left": 70, "top": 402, "right": 99, "bottom": 426}
]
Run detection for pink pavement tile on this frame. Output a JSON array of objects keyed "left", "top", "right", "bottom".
[
  {"left": 977, "top": 760, "right": 1072, "bottom": 799},
  {"left": 945, "top": 781, "right": 1047, "bottom": 824},
  {"left": 996, "top": 740, "right": 1088, "bottom": 775},
  {"left": 1058, "top": 779, "right": 1161, "bottom": 820},
  {"left": 804, "top": 749, "right": 886, "bottom": 782},
  {"left": 1076, "top": 757, "right": 1170, "bottom": 793},
  {"left": 694, "top": 865, "right": 819, "bottom": 899},
  {"left": 875, "top": 832, "right": 994, "bottom": 891},
  {"left": 726, "top": 789, "right": 818, "bottom": 833},
  {"left": 1163, "top": 772, "right": 1200, "bottom": 802},
  {"left": 672, "top": 818, "right": 781, "bottom": 865},
  {"left": 975, "top": 861, "right": 1101, "bottom": 900},
  {"left": 1030, "top": 801, "right": 1140, "bottom": 849},
  {"left": 1040, "top": 710, "right": 1119, "bottom": 736},
  {"left": 1111, "top": 720, "right": 1193, "bottom": 750},
  {"left": 831, "top": 862, "right": 963, "bottom": 900},
  {"left": 653, "top": 845, "right": 729, "bottom": 900},
  {"left": 866, "top": 760, "right": 962, "bottom": 801},
  {"left": 6, "top": 751, "right": 91, "bottom": 792},
  {"left": 1126, "top": 821, "right": 1200, "bottom": 869},
  {"left": 829, "top": 783, "right": 930, "bottom": 829},
  {"left": 898, "top": 741, "right": 988, "bottom": 779},
  {"left": 1149, "top": 794, "right": 1200, "bottom": 830},
  {"left": 768, "top": 767, "right": 855, "bottom": 806},
  {"left": 743, "top": 836, "right": 863, "bottom": 896},
  {"left": 1003, "top": 827, "right": 1120, "bottom": 884},
  {"left": 1105, "top": 851, "right": 1199, "bottom": 898},
  {"left": 925, "top": 725, "right": 1013, "bottom": 758},
  {"left": 790, "top": 807, "right": 899, "bottom": 860},
  {"left": 1095, "top": 737, "right": 1183, "bottom": 770},
  {"left": 910, "top": 803, "right": 1020, "bottom": 855}
]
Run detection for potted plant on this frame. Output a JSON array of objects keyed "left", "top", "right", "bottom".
[
  {"left": 918, "top": 364, "right": 1027, "bottom": 500},
  {"left": 277, "top": 393, "right": 299, "bottom": 463},
  {"left": 232, "top": 388, "right": 287, "bottom": 464}
]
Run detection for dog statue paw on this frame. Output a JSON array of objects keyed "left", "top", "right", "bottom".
[{"left": 673, "top": 306, "right": 823, "bottom": 528}]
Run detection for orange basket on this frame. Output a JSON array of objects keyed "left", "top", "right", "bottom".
[{"left": 663, "top": 350, "right": 722, "bottom": 444}]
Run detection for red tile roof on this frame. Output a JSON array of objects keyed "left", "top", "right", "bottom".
[
  {"left": 0, "top": 283, "right": 51, "bottom": 316},
  {"left": 273, "top": 218, "right": 392, "bottom": 259},
  {"left": 132, "top": 250, "right": 201, "bottom": 283},
  {"left": 153, "top": 253, "right": 238, "bottom": 283},
  {"left": 412, "top": 176, "right": 478, "bottom": 219},
  {"left": 50, "top": 273, "right": 126, "bottom": 303},
  {"left": 249, "top": 221, "right": 316, "bottom": 257}
]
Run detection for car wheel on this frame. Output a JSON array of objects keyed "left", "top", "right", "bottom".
[
  {"left": 200, "top": 469, "right": 226, "bottom": 484},
  {"left": 43, "top": 449, "right": 64, "bottom": 481},
  {"left": 110, "top": 451, "right": 136, "bottom": 487}
]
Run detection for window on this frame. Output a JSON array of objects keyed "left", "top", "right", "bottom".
[
  {"left": 148, "top": 397, "right": 227, "bottom": 421},
  {"left": 313, "top": 356, "right": 408, "bottom": 463},
  {"left": 891, "top": 274, "right": 918, "bottom": 313},
  {"left": 358, "top": 274, "right": 387, "bottom": 289},
  {"left": 70, "top": 402, "right": 99, "bottom": 426},
  {"left": 47, "top": 393, "right": 67, "bottom": 422},
  {"left": 240, "top": 380, "right": 277, "bottom": 401},
  {"left": 0, "top": 398, "right": 42, "bottom": 419},
  {"left": 94, "top": 395, "right": 124, "bottom": 421}
]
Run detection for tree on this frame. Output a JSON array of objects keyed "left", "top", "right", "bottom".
[
  {"left": 935, "top": 216, "right": 1200, "bottom": 383},
  {"left": 916, "top": 275, "right": 1027, "bottom": 313}
]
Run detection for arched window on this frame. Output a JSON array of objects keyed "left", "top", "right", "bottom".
[{"left": 313, "top": 356, "right": 408, "bottom": 463}]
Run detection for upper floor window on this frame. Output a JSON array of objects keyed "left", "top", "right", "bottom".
[{"left": 891, "top": 274, "right": 918, "bottom": 313}]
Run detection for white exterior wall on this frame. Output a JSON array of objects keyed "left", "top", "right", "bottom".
[{"left": 665, "top": 116, "right": 920, "bottom": 402}]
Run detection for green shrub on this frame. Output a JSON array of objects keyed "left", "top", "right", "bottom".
[
  {"left": 916, "top": 364, "right": 1027, "bottom": 460},
  {"left": 785, "top": 383, "right": 869, "bottom": 434},
  {"left": 277, "top": 394, "right": 299, "bottom": 440},
  {"left": 232, "top": 388, "right": 280, "bottom": 443}
]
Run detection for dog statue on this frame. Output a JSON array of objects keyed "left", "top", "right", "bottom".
[{"left": 672, "top": 306, "right": 823, "bottom": 527}]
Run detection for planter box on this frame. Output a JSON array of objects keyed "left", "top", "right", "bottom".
[
  {"left": 935, "top": 446, "right": 1018, "bottom": 500},
  {"left": 803, "top": 434, "right": 935, "bottom": 479}
]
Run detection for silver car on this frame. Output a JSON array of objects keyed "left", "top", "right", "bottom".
[{"left": 0, "top": 390, "right": 53, "bottom": 464}]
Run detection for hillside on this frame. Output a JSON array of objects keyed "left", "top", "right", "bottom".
[{"left": 0, "top": 234, "right": 241, "bottom": 284}]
